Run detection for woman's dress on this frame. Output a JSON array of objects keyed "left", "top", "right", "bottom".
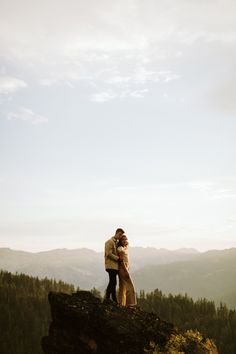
[{"left": 117, "top": 246, "right": 137, "bottom": 306}]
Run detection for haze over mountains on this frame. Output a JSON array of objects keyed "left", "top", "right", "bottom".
[
  {"left": 0, "top": 247, "right": 198, "bottom": 288},
  {"left": 0, "top": 246, "right": 235, "bottom": 308},
  {"left": 132, "top": 248, "right": 236, "bottom": 309}
]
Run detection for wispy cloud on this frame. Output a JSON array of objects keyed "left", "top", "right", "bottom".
[
  {"left": 210, "top": 69, "right": 236, "bottom": 114},
  {"left": 7, "top": 107, "right": 48, "bottom": 125},
  {"left": 90, "top": 87, "right": 149, "bottom": 103},
  {"left": 186, "top": 181, "right": 216, "bottom": 191},
  {"left": 0, "top": 76, "right": 27, "bottom": 94},
  {"left": 187, "top": 179, "right": 236, "bottom": 200},
  {"left": 106, "top": 69, "right": 180, "bottom": 86},
  {"left": 212, "top": 189, "right": 236, "bottom": 200},
  {"left": 125, "top": 88, "right": 149, "bottom": 98},
  {"left": 90, "top": 91, "right": 117, "bottom": 103},
  {"left": 38, "top": 78, "right": 59, "bottom": 87},
  {"left": 106, "top": 75, "right": 131, "bottom": 84}
]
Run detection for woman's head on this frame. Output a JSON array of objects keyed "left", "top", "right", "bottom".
[{"left": 119, "top": 235, "right": 129, "bottom": 247}]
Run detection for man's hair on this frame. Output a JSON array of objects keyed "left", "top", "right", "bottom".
[{"left": 115, "top": 228, "right": 125, "bottom": 234}]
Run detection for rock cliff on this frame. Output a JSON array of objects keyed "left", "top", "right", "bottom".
[{"left": 41, "top": 291, "right": 218, "bottom": 354}]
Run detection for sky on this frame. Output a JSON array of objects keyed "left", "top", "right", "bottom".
[{"left": 0, "top": 0, "right": 236, "bottom": 252}]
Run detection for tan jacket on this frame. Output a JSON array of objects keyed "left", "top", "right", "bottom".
[{"left": 104, "top": 237, "right": 119, "bottom": 270}]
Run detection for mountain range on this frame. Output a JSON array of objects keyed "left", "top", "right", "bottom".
[
  {"left": 0, "top": 246, "right": 235, "bottom": 308},
  {"left": 0, "top": 246, "right": 199, "bottom": 289}
]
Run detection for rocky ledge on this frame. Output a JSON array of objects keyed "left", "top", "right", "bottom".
[{"left": 41, "top": 291, "right": 218, "bottom": 354}]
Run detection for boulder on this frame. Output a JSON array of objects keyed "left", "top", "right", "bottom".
[{"left": 41, "top": 291, "right": 218, "bottom": 354}]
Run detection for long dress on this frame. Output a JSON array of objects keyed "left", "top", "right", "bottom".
[{"left": 117, "top": 245, "right": 137, "bottom": 306}]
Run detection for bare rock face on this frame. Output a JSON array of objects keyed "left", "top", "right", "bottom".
[{"left": 41, "top": 291, "right": 218, "bottom": 354}]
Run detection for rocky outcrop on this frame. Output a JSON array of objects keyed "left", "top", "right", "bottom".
[{"left": 41, "top": 291, "right": 218, "bottom": 354}]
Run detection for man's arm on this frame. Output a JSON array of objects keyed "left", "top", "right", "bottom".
[{"left": 105, "top": 240, "right": 119, "bottom": 261}]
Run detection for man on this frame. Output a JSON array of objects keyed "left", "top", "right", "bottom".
[{"left": 104, "top": 228, "right": 125, "bottom": 303}]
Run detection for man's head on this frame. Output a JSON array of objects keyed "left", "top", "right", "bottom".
[{"left": 114, "top": 228, "right": 125, "bottom": 239}]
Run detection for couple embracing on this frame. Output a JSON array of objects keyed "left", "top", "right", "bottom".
[{"left": 104, "top": 228, "right": 137, "bottom": 306}]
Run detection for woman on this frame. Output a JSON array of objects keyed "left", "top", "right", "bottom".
[{"left": 117, "top": 235, "right": 137, "bottom": 307}]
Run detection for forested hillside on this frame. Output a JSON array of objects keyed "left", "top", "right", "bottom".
[
  {"left": 1, "top": 270, "right": 236, "bottom": 354},
  {"left": 0, "top": 270, "right": 74, "bottom": 354},
  {"left": 138, "top": 289, "right": 236, "bottom": 354}
]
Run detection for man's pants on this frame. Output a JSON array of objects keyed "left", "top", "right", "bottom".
[{"left": 105, "top": 269, "right": 118, "bottom": 302}]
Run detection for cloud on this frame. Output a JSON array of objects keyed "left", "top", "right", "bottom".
[
  {"left": 7, "top": 107, "right": 48, "bottom": 124},
  {"left": 1, "top": 0, "right": 236, "bottom": 60},
  {"left": 106, "top": 76, "right": 131, "bottom": 84},
  {"left": 212, "top": 189, "right": 236, "bottom": 200},
  {"left": 0, "top": 0, "right": 235, "bottom": 107},
  {"left": 186, "top": 181, "right": 216, "bottom": 191},
  {"left": 90, "top": 87, "right": 149, "bottom": 103},
  {"left": 187, "top": 179, "right": 236, "bottom": 200},
  {"left": 0, "top": 76, "right": 27, "bottom": 94},
  {"left": 162, "top": 72, "right": 181, "bottom": 83},
  {"left": 90, "top": 91, "right": 117, "bottom": 103},
  {"left": 210, "top": 74, "right": 236, "bottom": 114},
  {"left": 1, "top": 1, "right": 231, "bottom": 76},
  {"left": 38, "top": 78, "right": 59, "bottom": 87},
  {"left": 113, "top": 179, "right": 236, "bottom": 202},
  {"left": 227, "top": 217, "right": 236, "bottom": 224},
  {"left": 126, "top": 88, "right": 149, "bottom": 98}
]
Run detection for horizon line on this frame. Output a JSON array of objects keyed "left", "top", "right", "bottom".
[{"left": 1, "top": 245, "right": 236, "bottom": 254}]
